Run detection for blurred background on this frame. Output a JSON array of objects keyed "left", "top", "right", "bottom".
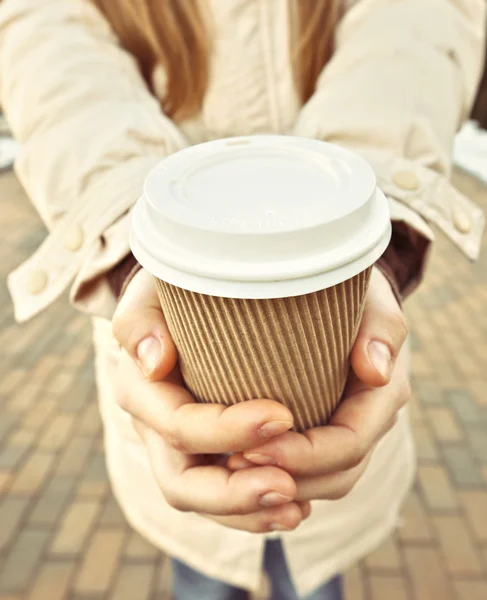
[{"left": 0, "top": 35, "right": 486, "bottom": 600}]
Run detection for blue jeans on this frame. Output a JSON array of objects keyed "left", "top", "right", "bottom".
[{"left": 172, "top": 539, "right": 343, "bottom": 600}]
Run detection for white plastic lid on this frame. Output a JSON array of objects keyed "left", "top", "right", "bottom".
[{"left": 130, "top": 136, "right": 391, "bottom": 299}]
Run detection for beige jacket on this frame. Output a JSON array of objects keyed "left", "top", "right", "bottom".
[{"left": 1, "top": 0, "right": 485, "bottom": 594}]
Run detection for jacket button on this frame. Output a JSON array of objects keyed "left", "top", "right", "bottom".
[
  {"left": 393, "top": 170, "right": 420, "bottom": 191},
  {"left": 26, "top": 270, "right": 48, "bottom": 295},
  {"left": 453, "top": 207, "right": 472, "bottom": 234},
  {"left": 64, "top": 225, "right": 84, "bottom": 252}
]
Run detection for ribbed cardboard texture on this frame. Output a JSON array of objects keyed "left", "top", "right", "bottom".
[{"left": 155, "top": 269, "right": 371, "bottom": 432}]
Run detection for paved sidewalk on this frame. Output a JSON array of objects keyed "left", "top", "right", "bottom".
[{"left": 0, "top": 168, "right": 486, "bottom": 600}]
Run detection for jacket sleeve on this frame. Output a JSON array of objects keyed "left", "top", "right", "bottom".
[
  {"left": 0, "top": 0, "right": 188, "bottom": 321},
  {"left": 292, "top": 0, "right": 486, "bottom": 295}
]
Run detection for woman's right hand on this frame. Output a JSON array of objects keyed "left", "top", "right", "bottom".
[{"left": 112, "top": 268, "right": 310, "bottom": 533}]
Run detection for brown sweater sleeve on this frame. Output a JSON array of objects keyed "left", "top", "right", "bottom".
[
  {"left": 375, "top": 220, "right": 431, "bottom": 305},
  {"left": 107, "top": 253, "right": 142, "bottom": 301}
]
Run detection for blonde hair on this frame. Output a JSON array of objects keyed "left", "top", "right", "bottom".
[{"left": 93, "top": 0, "right": 340, "bottom": 121}]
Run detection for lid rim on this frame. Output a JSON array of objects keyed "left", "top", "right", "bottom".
[
  {"left": 130, "top": 223, "right": 391, "bottom": 299},
  {"left": 131, "top": 186, "right": 390, "bottom": 283}
]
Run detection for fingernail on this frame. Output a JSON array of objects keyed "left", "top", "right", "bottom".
[
  {"left": 268, "top": 523, "right": 290, "bottom": 532},
  {"left": 368, "top": 341, "right": 392, "bottom": 380},
  {"left": 136, "top": 336, "right": 162, "bottom": 376},
  {"left": 244, "top": 453, "right": 277, "bottom": 466},
  {"left": 260, "top": 492, "right": 293, "bottom": 508},
  {"left": 258, "top": 420, "right": 293, "bottom": 439}
]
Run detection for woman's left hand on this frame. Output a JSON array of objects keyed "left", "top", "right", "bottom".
[{"left": 228, "top": 267, "right": 411, "bottom": 502}]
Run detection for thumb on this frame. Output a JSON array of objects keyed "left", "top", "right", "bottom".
[
  {"left": 112, "top": 268, "right": 178, "bottom": 380},
  {"left": 351, "top": 267, "right": 408, "bottom": 387}
]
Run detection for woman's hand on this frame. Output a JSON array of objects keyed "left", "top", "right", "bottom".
[
  {"left": 228, "top": 267, "right": 411, "bottom": 502},
  {"left": 112, "top": 268, "right": 311, "bottom": 533}
]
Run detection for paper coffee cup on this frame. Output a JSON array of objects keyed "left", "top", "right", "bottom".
[{"left": 131, "top": 136, "right": 391, "bottom": 431}]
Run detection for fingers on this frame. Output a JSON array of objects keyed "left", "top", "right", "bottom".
[
  {"left": 203, "top": 502, "right": 312, "bottom": 533},
  {"left": 294, "top": 453, "right": 372, "bottom": 502},
  {"left": 117, "top": 352, "right": 294, "bottom": 454},
  {"left": 141, "top": 425, "right": 297, "bottom": 516},
  {"left": 351, "top": 267, "right": 408, "bottom": 387},
  {"left": 240, "top": 348, "right": 410, "bottom": 477},
  {"left": 112, "top": 268, "right": 178, "bottom": 380},
  {"left": 230, "top": 442, "right": 372, "bottom": 503}
]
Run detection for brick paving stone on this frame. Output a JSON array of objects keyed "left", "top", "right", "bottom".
[
  {"left": 17, "top": 317, "right": 74, "bottom": 371},
  {"left": 454, "top": 580, "right": 487, "bottom": 600},
  {"left": 467, "top": 380, "right": 487, "bottom": 408},
  {"left": 442, "top": 446, "right": 484, "bottom": 486},
  {"left": 0, "top": 414, "right": 19, "bottom": 445},
  {"left": 0, "top": 472, "right": 11, "bottom": 495},
  {"left": 425, "top": 406, "right": 463, "bottom": 442},
  {"left": 458, "top": 490, "right": 487, "bottom": 543},
  {"left": 0, "top": 498, "right": 31, "bottom": 552},
  {"left": 365, "top": 537, "right": 402, "bottom": 572},
  {"left": 28, "top": 475, "right": 76, "bottom": 526},
  {"left": 76, "top": 478, "right": 109, "bottom": 499},
  {"left": 73, "top": 528, "right": 127, "bottom": 595},
  {"left": 48, "top": 372, "right": 74, "bottom": 396},
  {"left": 397, "top": 491, "right": 435, "bottom": 542},
  {"left": 6, "top": 385, "right": 39, "bottom": 414},
  {"left": 0, "top": 369, "right": 26, "bottom": 397},
  {"left": 446, "top": 390, "right": 486, "bottom": 426},
  {"left": 9, "top": 451, "right": 56, "bottom": 495},
  {"left": 412, "top": 422, "right": 439, "bottom": 461},
  {"left": 31, "top": 355, "right": 58, "bottom": 383},
  {"left": 342, "top": 565, "right": 366, "bottom": 600},
  {"left": 0, "top": 446, "right": 29, "bottom": 471},
  {"left": 21, "top": 399, "right": 57, "bottom": 431},
  {"left": 417, "top": 465, "right": 459, "bottom": 510},
  {"left": 38, "top": 414, "right": 76, "bottom": 451},
  {"left": 78, "top": 404, "right": 102, "bottom": 436},
  {"left": 404, "top": 547, "right": 455, "bottom": 600},
  {"left": 7, "top": 428, "right": 36, "bottom": 448},
  {"left": 99, "top": 496, "right": 127, "bottom": 527},
  {"left": 76, "top": 453, "right": 109, "bottom": 499},
  {"left": 0, "top": 529, "right": 50, "bottom": 593},
  {"left": 27, "top": 561, "right": 75, "bottom": 600},
  {"left": 466, "top": 428, "right": 487, "bottom": 463},
  {"left": 453, "top": 347, "right": 485, "bottom": 378},
  {"left": 55, "top": 435, "right": 95, "bottom": 476},
  {"left": 433, "top": 515, "right": 484, "bottom": 575},
  {"left": 410, "top": 352, "right": 435, "bottom": 378},
  {"left": 109, "top": 564, "right": 156, "bottom": 600},
  {"left": 59, "top": 384, "right": 93, "bottom": 414},
  {"left": 50, "top": 499, "right": 101, "bottom": 556},
  {"left": 409, "top": 394, "right": 425, "bottom": 424},
  {"left": 368, "top": 575, "right": 412, "bottom": 600},
  {"left": 124, "top": 532, "right": 160, "bottom": 562},
  {"left": 412, "top": 378, "right": 445, "bottom": 406},
  {"left": 156, "top": 556, "right": 173, "bottom": 596}
]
